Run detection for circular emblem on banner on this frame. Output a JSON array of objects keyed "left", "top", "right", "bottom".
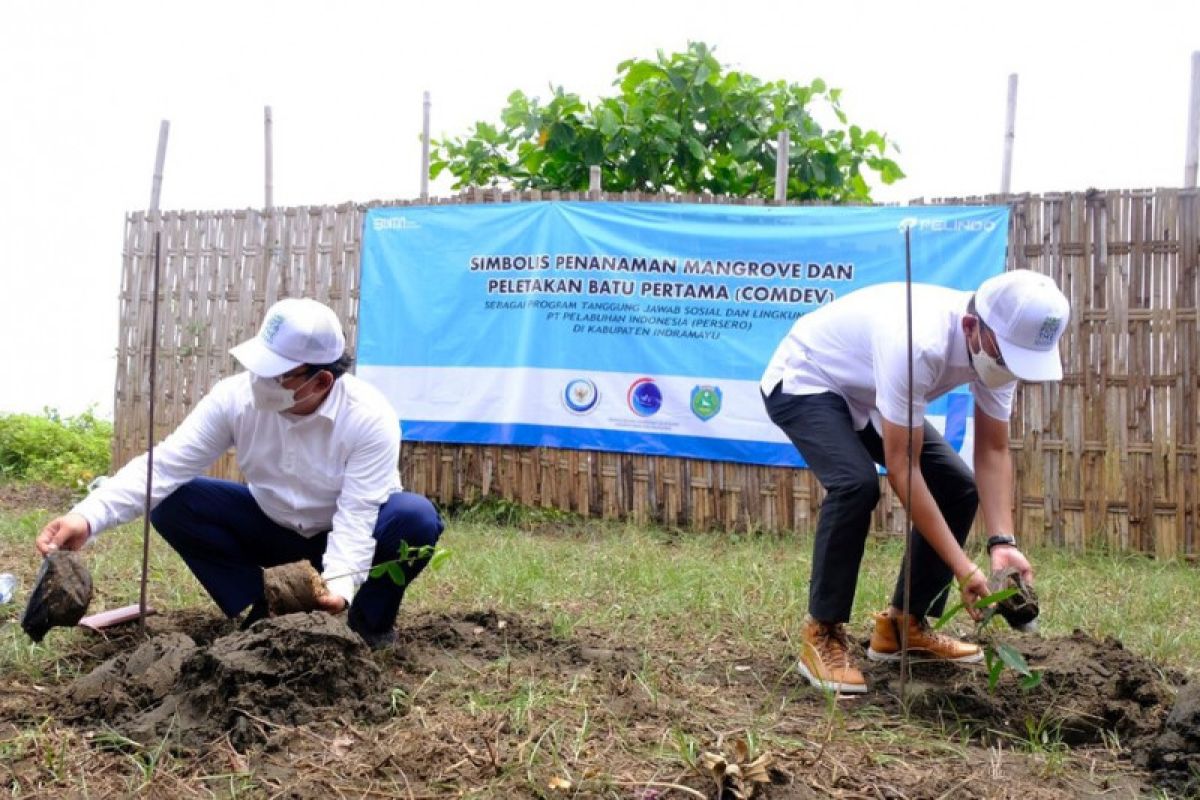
[
  {"left": 690, "top": 385, "right": 722, "bottom": 421},
  {"left": 562, "top": 378, "right": 600, "bottom": 414},
  {"left": 627, "top": 377, "right": 663, "bottom": 417}
]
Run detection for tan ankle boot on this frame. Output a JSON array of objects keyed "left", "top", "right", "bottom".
[
  {"left": 866, "top": 611, "right": 983, "bottom": 663},
  {"left": 798, "top": 618, "right": 867, "bottom": 694}
]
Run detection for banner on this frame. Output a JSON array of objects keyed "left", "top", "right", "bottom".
[{"left": 357, "top": 202, "right": 1009, "bottom": 466}]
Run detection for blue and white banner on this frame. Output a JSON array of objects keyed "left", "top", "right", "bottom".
[{"left": 358, "top": 202, "right": 1009, "bottom": 466}]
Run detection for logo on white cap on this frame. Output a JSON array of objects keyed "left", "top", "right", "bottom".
[{"left": 229, "top": 298, "right": 346, "bottom": 378}]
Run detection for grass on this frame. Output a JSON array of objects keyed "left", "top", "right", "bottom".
[{"left": 4, "top": 497, "right": 1200, "bottom": 676}]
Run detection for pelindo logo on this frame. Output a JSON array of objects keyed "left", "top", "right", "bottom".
[
  {"left": 627, "top": 377, "right": 663, "bottom": 417},
  {"left": 562, "top": 378, "right": 599, "bottom": 414},
  {"left": 897, "top": 217, "right": 997, "bottom": 233}
]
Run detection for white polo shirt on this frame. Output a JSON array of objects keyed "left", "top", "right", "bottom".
[
  {"left": 72, "top": 372, "right": 403, "bottom": 604},
  {"left": 760, "top": 282, "right": 1015, "bottom": 430}
]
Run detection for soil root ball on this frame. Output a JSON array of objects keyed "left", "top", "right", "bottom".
[
  {"left": 263, "top": 560, "right": 327, "bottom": 614},
  {"left": 21, "top": 551, "right": 92, "bottom": 642}
]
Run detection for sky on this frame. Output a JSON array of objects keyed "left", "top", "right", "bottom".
[{"left": 1, "top": 0, "right": 1197, "bottom": 418}]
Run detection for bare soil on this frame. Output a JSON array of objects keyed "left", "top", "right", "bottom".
[{"left": 2, "top": 607, "right": 1193, "bottom": 798}]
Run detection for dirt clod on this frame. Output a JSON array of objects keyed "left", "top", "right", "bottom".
[
  {"left": 21, "top": 550, "right": 92, "bottom": 642},
  {"left": 1139, "top": 681, "right": 1200, "bottom": 795},
  {"left": 262, "top": 560, "right": 327, "bottom": 614}
]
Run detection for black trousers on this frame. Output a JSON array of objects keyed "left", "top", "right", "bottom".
[{"left": 763, "top": 386, "right": 978, "bottom": 622}]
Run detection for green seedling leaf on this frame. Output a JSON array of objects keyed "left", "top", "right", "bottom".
[
  {"left": 978, "top": 588, "right": 1017, "bottom": 607},
  {"left": 1020, "top": 671, "right": 1043, "bottom": 691},
  {"left": 932, "top": 601, "right": 965, "bottom": 630},
  {"left": 385, "top": 561, "right": 407, "bottom": 587},
  {"left": 987, "top": 656, "right": 1005, "bottom": 691},
  {"left": 994, "top": 642, "right": 1033, "bottom": 677},
  {"left": 429, "top": 547, "right": 452, "bottom": 571},
  {"left": 368, "top": 563, "right": 391, "bottom": 580}
]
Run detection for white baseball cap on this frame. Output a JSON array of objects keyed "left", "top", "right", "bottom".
[
  {"left": 230, "top": 298, "right": 346, "bottom": 377},
  {"left": 975, "top": 270, "right": 1070, "bottom": 382}
]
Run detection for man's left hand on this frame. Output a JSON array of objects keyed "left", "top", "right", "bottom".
[{"left": 990, "top": 545, "right": 1034, "bottom": 585}]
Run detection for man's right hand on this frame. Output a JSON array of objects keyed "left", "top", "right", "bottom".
[{"left": 36, "top": 513, "right": 91, "bottom": 556}]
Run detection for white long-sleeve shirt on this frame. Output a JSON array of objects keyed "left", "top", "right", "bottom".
[
  {"left": 760, "top": 283, "right": 1015, "bottom": 431},
  {"left": 71, "top": 372, "right": 403, "bottom": 604}
]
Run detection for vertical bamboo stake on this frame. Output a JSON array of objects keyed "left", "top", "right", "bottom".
[
  {"left": 774, "top": 130, "right": 790, "bottom": 202},
  {"left": 1001, "top": 74, "right": 1018, "bottom": 194},
  {"left": 141, "top": 120, "right": 169, "bottom": 632},
  {"left": 264, "top": 106, "right": 274, "bottom": 210},
  {"left": 420, "top": 91, "right": 431, "bottom": 201},
  {"left": 1185, "top": 53, "right": 1199, "bottom": 188},
  {"left": 899, "top": 226, "right": 914, "bottom": 702},
  {"left": 589, "top": 165, "right": 601, "bottom": 199},
  {"left": 149, "top": 120, "right": 169, "bottom": 211}
]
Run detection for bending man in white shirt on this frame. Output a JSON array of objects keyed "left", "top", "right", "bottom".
[
  {"left": 35, "top": 297, "right": 443, "bottom": 650},
  {"left": 760, "top": 269, "right": 1069, "bottom": 694}
]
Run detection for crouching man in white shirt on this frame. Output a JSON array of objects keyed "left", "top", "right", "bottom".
[
  {"left": 36, "top": 297, "right": 443, "bottom": 650},
  {"left": 760, "top": 269, "right": 1069, "bottom": 693}
]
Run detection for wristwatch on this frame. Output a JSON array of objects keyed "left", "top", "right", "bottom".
[{"left": 986, "top": 534, "right": 1018, "bottom": 554}]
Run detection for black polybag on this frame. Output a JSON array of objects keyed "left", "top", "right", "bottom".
[{"left": 21, "top": 551, "right": 92, "bottom": 642}]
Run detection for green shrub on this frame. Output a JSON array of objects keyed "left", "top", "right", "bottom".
[{"left": 0, "top": 408, "right": 112, "bottom": 487}]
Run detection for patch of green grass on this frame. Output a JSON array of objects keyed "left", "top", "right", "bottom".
[{"left": 3, "top": 500, "right": 1200, "bottom": 678}]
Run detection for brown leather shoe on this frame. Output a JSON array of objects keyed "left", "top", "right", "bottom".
[
  {"left": 798, "top": 618, "right": 867, "bottom": 694},
  {"left": 867, "top": 611, "right": 983, "bottom": 663}
]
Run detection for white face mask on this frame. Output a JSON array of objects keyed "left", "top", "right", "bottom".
[
  {"left": 969, "top": 328, "right": 1018, "bottom": 389},
  {"left": 250, "top": 373, "right": 317, "bottom": 412}
]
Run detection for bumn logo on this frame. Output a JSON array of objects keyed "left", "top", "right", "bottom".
[{"left": 372, "top": 216, "right": 421, "bottom": 231}]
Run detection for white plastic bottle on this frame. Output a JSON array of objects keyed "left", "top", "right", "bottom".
[{"left": 0, "top": 573, "right": 16, "bottom": 604}]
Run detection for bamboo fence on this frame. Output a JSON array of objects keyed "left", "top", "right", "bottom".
[{"left": 113, "top": 188, "right": 1200, "bottom": 557}]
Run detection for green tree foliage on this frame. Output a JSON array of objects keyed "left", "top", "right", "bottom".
[
  {"left": 0, "top": 408, "right": 112, "bottom": 487},
  {"left": 431, "top": 42, "right": 903, "bottom": 202}
]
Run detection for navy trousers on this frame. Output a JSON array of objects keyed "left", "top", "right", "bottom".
[
  {"left": 763, "top": 387, "right": 978, "bottom": 622},
  {"left": 149, "top": 477, "right": 444, "bottom": 637}
]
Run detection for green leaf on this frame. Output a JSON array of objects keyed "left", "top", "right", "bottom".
[
  {"left": 1020, "top": 671, "right": 1043, "bottom": 691},
  {"left": 429, "top": 548, "right": 452, "bottom": 572},
  {"left": 932, "top": 600, "right": 965, "bottom": 630},
  {"left": 368, "top": 563, "right": 391, "bottom": 580},
  {"left": 995, "top": 642, "right": 1033, "bottom": 677},
  {"left": 686, "top": 137, "right": 706, "bottom": 161},
  {"left": 979, "top": 587, "right": 1018, "bottom": 607},
  {"left": 987, "top": 656, "right": 1005, "bottom": 691},
  {"left": 619, "top": 60, "right": 667, "bottom": 94},
  {"left": 386, "top": 561, "right": 407, "bottom": 587}
]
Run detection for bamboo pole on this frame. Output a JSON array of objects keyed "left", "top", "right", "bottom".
[
  {"left": 140, "top": 120, "right": 169, "bottom": 632},
  {"left": 774, "top": 130, "right": 790, "bottom": 202},
  {"left": 1001, "top": 74, "right": 1018, "bottom": 194},
  {"left": 148, "top": 120, "right": 169, "bottom": 211},
  {"left": 420, "top": 91, "right": 431, "bottom": 201},
  {"left": 264, "top": 106, "right": 274, "bottom": 210},
  {"left": 589, "top": 165, "right": 601, "bottom": 198},
  {"left": 1185, "top": 53, "right": 1199, "bottom": 188}
]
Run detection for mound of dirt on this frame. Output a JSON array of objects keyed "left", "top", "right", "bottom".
[
  {"left": 865, "top": 630, "right": 1172, "bottom": 745},
  {"left": 64, "top": 613, "right": 386, "bottom": 747},
  {"left": 1137, "top": 681, "right": 1200, "bottom": 796}
]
